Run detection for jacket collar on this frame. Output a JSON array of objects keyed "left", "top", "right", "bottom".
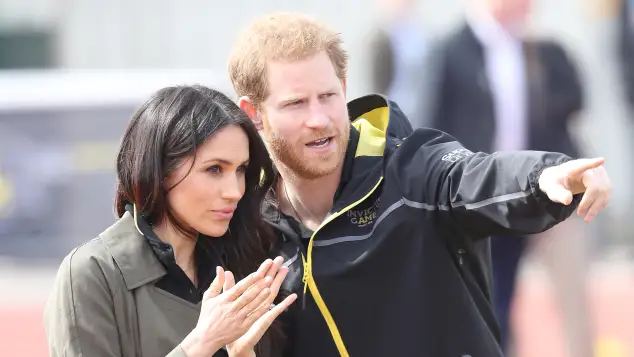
[
  {"left": 347, "top": 93, "right": 413, "bottom": 147},
  {"left": 263, "top": 94, "right": 413, "bottom": 221},
  {"left": 99, "top": 211, "right": 167, "bottom": 290}
]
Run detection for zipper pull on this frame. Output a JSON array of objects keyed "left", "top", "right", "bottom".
[
  {"left": 458, "top": 249, "right": 466, "bottom": 265},
  {"left": 301, "top": 260, "right": 310, "bottom": 310}
]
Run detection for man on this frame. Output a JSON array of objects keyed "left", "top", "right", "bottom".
[
  {"left": 424, "top": 0, "right": 594, "bottom": 355},
  {"left": 227, "top": 12, "right": 611, "bottom": 357},
  {"left": 368, "top": 0, "right": 429, "bottom": 127},
  {"left": 618, "top": 0, "right": 634, "bottom": 243},
  {"left": 619, "top": 0, "right": 634, "bottom": 109}
]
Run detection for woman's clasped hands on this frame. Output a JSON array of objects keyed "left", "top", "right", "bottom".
[{"left": 181, "top": 256, "right": 297, "bottom": 357}]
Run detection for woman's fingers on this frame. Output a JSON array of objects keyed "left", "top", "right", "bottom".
[
  {"left": 240, "top": 294, "right": 298, "bottom": 346},
  {"left": 256, "top": 259, "right": 274, "bottom": 279},
  {"left": 264, "top": 256, "right": 284, "bottom": 280},
  {"left": 240, "top": 286, "right": 272, "bottom": 319},
  {"left": 252, "top": 266, "right": 289, "bottom": 313},
  {"left": 225, "top": 266, "right": 278, "bottom": 302},
  {"left": 229, "top": 276, "right": 273, "bottom": 313},
  {"left": 204, "top": 266, "right": 225, "bottom": 299},
  {"left": 268, "top": 266, "right": 289, "bottom": 298},
  {"left": 223, "top": 271, "right": 236, "bottom": 295},
  {"left": 223, "top": 258, "right": 277, "bottom": 301}
]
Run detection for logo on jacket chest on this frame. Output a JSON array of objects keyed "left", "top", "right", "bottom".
[{"left": 346, "top": 197, "right": 380, "bottom": 228}]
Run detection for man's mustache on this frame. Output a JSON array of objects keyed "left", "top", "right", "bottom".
[{"left": 303, "top": 130, "right": 337, "bottom": 143}]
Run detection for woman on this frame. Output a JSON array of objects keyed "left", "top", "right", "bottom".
[{"left": 43, "top": 85, "right": 297, "bottom": 357}]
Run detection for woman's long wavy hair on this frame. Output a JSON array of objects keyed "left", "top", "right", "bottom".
[{"left": 114, "top": 85, "right": 285, "bottom": 356}]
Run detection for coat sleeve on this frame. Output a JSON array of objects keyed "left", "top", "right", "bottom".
[
  {"left": 392, "top": 128, "right": 581, "bottom": 239},
  {"left": 43, "top": 245, "right": 189, "bottom": 357}
]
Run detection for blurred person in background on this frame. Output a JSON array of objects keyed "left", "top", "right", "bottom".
[
  {"left": 619, "top": 0, "right": 634, "bottom": 110},
  {"left": 425, "top": 0, "right": 594, "bottom": 355},
  {"left": 367, "top": 0, "right": 429, "bottom": 127},
  {"left": 44, "top": 85, "right": 297, "bottom": 357},
  {"left": 228, "top": 12, "right": 611, "bottom": 357},
  {"left": 618, "top": 0, "right": 634, "bottom": 243}
]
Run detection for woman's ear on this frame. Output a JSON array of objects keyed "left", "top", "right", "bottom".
[{"left": 238, "top": 96, "right": 263, "bottom": 131}]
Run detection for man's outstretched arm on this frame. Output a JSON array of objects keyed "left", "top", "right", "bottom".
[{"left": 392, "top": 128, "right": 611, "bottom": 239}]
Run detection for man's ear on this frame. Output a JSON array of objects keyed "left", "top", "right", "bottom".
[{"left": 238, "top": 96, "right": 263, "bottom": 131}]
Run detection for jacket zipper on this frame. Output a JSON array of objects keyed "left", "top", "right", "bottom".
[
  {"left": 458, "top": 248, "right": 466, "bottom": 265},
  {"left": 301, "top": 177, "right": 384, "bottom": 357}
]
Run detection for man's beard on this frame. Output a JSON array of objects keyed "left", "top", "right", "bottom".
[{"left": 265, "top": 127, "right": 348, "bottom": 180}]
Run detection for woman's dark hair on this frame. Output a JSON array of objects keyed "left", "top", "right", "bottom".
[{"left": 114, "top": 85, "right": 284, "bottom": 356}]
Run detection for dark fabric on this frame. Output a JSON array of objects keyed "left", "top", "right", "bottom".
[
  {"left": 428, "top": 23, "right": 583, "bottom": 158},
  {"left": 263, "top": 94, "right": 580, "bottom": 357},
  {"left": 620, "top": 0, "right": 634, "bottom": 108},
  {"left": 490, "top": 235, "right": 528, "bottom": 350},
  {"left": 334, "top": 124, "right": 360, "bottom": 202},
  {"left": 368, "top": 28, "right": 395, "bottom": 95}
]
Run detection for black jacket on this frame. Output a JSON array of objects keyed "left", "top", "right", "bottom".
[
  {"left": 269, "top": 94, "right": 580, "bottom": 357},
  {"left": 620, "top": 0, "right": 634, "bottom": 108},
  {"left": 426, "top": 24, "right": 583, "bottom": 158}
]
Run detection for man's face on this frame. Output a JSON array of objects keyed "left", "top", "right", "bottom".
[
  {"left": 489, "top": 0, "right": 531, "bottom": 31},
  {"left": 258, "top": 51, "right": 350, "bottom": 179}
]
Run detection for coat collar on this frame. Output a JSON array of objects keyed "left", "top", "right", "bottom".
[{"left": 99, "top": 211, "right": 167, "bottom": 290}]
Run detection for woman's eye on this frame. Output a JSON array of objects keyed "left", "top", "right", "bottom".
[
  {"left": 206, "top": 165, "right": 222, "bottom": 174},
  {"left": 237, "top": 164, "right": 248, "bottom": 173}
]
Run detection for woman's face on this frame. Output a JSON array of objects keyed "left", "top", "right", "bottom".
[{"left": 165, "top": 124, "right": 250, "bottom": 237}]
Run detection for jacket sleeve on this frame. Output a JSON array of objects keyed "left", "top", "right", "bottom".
[
  {"left": 392, "top": 128, "right": 581, "bottom": 239},
  {"left": 43, "top": 246, "right": 188, "bottom": 357}
]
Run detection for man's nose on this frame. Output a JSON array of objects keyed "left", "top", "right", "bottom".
[{"left": 304, "top": 102, "right": 329, "bottom": 129}]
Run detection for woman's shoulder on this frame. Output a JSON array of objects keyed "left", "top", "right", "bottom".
[
  {"left": 55, "top": 237, "right": 119, "bottom": 291},
  {"left": 55, "top": 214, "right": 140, "bottom": 290}
]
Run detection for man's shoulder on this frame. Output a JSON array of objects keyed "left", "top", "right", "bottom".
[
  {"left": 262, "top": 191, "right": 282, "bottom": 223},
  {"left": 525, "top": 36, "right": 572, "bottom": 58},
  {"left": 390, "top": 126, "right": 466, "bottom": 155},
  {"left": 380, "top": 127, "right": 474, "bottom": 198}
]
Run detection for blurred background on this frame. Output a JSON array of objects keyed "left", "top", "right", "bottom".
[{"left": 0, "top": 0, "right": 632, "bottom": 356}]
